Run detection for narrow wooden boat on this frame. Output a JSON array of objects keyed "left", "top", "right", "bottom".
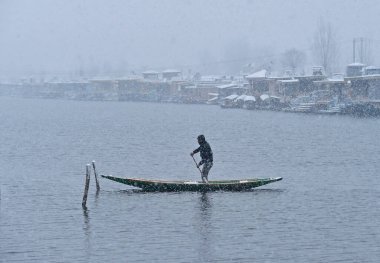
[{"left": 101, "top": 175, "right": 282, "bottom": 192}]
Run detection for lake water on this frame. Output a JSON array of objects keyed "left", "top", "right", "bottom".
[{"left": 1, "top": 97, "right": 380, "bottom": 262}]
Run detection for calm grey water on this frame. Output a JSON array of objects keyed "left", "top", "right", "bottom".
[{"left": 0, "top": 97, "right": 379, "bottom": 262}]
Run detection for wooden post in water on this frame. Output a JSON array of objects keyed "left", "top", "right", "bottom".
[
  {"left": 92, "top": 161, "right": 100, "bottom": 191},
  {"left": 82, "top": 164, "right": 91, "bottom": 209}
]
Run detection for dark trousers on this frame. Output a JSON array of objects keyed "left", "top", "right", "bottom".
[{"left": 201, "top": 161, "right": 213, "bottom": 183}]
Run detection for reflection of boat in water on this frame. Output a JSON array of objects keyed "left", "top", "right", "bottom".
[{"left": 101, "top": 175, "right": 282, "bottom": 192}]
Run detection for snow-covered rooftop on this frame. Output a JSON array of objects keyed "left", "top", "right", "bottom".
[
  {"left": 47, "top": 80, "right": 90, "bottom": 84},
  {"left": 260, "top": 94, "right": 270, "bottom": 101},
  {"left": 365, "top": 66, "right": 380, "bottom": 70},
  {"left": 90, "top": 78, "right": 115, "bottom": 82},
  {"left": 200, "top": 75, "right": 224, "bottom": 81},
  {"left": 327, "top": 79, "right": 345, "bottom": 82},
  {"left": 347, "top": 63, "right": 365, "bottom": 67},
  {"left": 246, "top": 69, "right": 267, "bottom": 79},
  {"left": 116, "top": 76, "right": 142, "bottom": 81},
  {"left": 162, "top": 69, "right": 181, "bottom": 73},
  {"left": 216, "top": 83, "right": 238, "bottom": 89},
  {"left": 224, "top": 94, "right": 239, "bottom": 100},
  {"left": 236, "top": 95, "right": 247, "bottom": 101},
  {"left": 244, "top": 95, "right": 256, "bottom": 102},
  {"left": 142, "top": 70, "right": 159, "bottom": 74},
  {"left": 278, "top": 79, "right": 299, "bottom": 83}
]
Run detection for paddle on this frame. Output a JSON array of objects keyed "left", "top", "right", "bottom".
[{"left": 191, "top": 155, "right": 202, "bottom": 175}]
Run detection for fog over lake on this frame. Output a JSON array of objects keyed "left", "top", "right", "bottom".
[{"left": 1, "top": 0, "right": 380, "bottom": 77}]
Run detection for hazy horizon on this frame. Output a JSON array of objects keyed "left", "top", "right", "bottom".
[{"left": 1, "top": 0, "right": 380, "bottom": 78}]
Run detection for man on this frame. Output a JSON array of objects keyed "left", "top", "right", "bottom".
[{"left": 190, "top": 135, "right": 213, "bottom": 183}]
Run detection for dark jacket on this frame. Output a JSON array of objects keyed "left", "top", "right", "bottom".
[{"left": 193, "top": 141, "right": 213, "bottom": 165}]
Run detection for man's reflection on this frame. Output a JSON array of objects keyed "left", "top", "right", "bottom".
[{"left": 197, "top": 192, "right": 213, "bottom": 261}]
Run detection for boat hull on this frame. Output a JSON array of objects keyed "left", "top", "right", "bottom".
[{"left": 101, "top": 175, "right": 282, "bottom": 192}]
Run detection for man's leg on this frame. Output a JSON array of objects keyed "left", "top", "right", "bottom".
[{"left": 201, "top": 162, "right": 213, "bottom": 183}]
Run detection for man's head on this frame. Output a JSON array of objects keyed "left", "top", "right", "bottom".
[{"left": 197, "top": 134, "right": 205, "bottom": 144}]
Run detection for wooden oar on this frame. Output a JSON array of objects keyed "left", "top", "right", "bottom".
[{"left": 191, "top": 155, "right": 202, "bottom": 175}]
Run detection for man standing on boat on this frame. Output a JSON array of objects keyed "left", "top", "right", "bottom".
[{"left": 191, "top": 135, "right": 213, "bottom": 183}]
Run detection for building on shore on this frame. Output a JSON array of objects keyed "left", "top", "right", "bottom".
[
  {"left": 142, "top": 70, "right": 160, "bottom": 80},
  {"left": 116, "top": 78, "right": 142, "bottom": 101},
  {"left": 346, "top": 63, "right": 365, "bottom": 77},
  {"left": 179, "top": 82, "right": 219, "bottom": 104},
  {"left": 89, "top": 79, "right": 118, "bottom": 100},
  {"left": 55, "top": 81, "right": 93, "bottom": 100},
  {"left": 162, "top": 69, "right": 182, "bottom": 81},
  {"left": 345, "top": 75, "right": 380, "bottom": 101},
  {"left": 246, "top": 69, "right": 268, "bottom": 97},
  {"left": 364, "top": 75, "right": 380, "bottom": 101},
  {"left": 246, "top": 68, "right": 326, "bottom": 102},
  {"left": 276, "top": 79, "right": 300, "bottom": 101},
  {"left": 117, "top": 78, "right": 171, "bottom": 102},
  {"left": 217, "top": 83, "right": 247, "bottom": 98},
  {"left": 364, "top": 66, "right": 380, "bottom": 76}
]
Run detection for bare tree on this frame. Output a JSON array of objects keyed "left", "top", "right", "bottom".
[
  {"left": 312, "top": 19, "right": 339, "bottom": 75},
  {"left": 353, "top": 37, "right": 373, "bottom": 65},
  {"left": 281, "top": 48, "right": 306, "bottom": 75}
]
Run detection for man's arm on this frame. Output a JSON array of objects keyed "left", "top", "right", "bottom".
[{"left": 190, "top": 147, "right": 200, "bottom": 156}]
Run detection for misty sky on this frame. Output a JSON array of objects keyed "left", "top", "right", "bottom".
[{"left": 1, "top": 0, "right": 380, "bottom": 77}]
